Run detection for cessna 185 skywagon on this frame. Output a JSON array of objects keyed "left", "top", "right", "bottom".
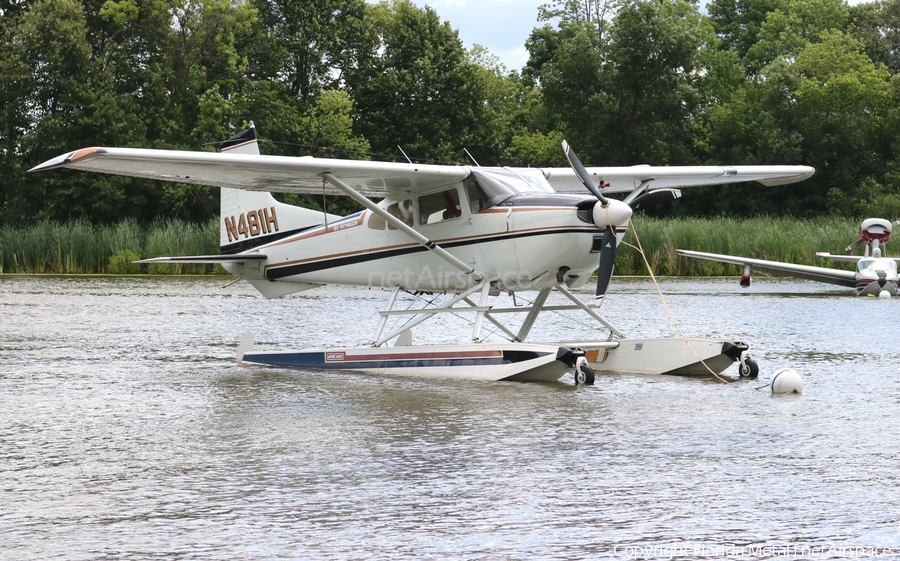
[
  {"left": 677, "top": 218, "right": 900, "bottom": 298},
  {"left": 30, "top": 123, "right": 815, "bottom": 383}
]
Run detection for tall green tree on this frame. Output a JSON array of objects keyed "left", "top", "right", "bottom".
[
  {"left": 0, "top": 5, "right": 30, "bottom": 224},
  {"left": 11, "top": 0, "right": 145, "bottom": 224},
  {"left": 531, "top": 0, "right": 713, "bottom": 166},
  {"left": 851, "top": 0, "right": 900, "bottom": 76},
  {"left": 743, "top": 0, "right": 849, "bottom": 72},
  {"left": 704, "top": 30, "right": 893, "bottom": 216},
  {"left": 345, "top": 0, "right": 497, "bottom": 164},
  {"left": 247, "top": 0, "right": 368, "bottom": 104},
  {"left": 707, "top": 0, "right": 785, "bottom": 63}
]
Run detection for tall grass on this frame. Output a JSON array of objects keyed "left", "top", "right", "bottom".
[
  {"left": 616, "top": 215, "right": 861, "bottom": 276},
  {"left": 0, "top": 215, "right": 866, "bottom": 276},
  {"left": 144, "top": 218, "right": 221, "bottom": 274},
  {"left": 0, "top": 218, "right": 224, "bottom": 274}
]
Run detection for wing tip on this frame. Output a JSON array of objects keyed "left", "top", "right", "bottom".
[
  {"left": 756, "top": 166, "right": 816, "bottom": 186},
  {"left": 29, "top": 147, "right": 106, "bottom": 173}
]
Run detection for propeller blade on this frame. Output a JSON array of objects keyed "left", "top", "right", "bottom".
[
  {"left": 595, "top": 228, "right": 618, "bottom": 301},
  {"left": 562, "top": 140, "right": 608, "bottom": 204},
  {"left": 845, "top": 239, "right": 863, "bottom": 253}
]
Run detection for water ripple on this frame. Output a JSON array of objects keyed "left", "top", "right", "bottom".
[{"left": 2, "top": 276, "right": 899, "bottom": 559}]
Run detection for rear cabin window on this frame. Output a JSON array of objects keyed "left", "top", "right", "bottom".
[
  {"left": 418, "top": 188, "right": 462, "bottom": 225},
  {"left": 367, "top": 211, "right": 386, "bottom": 230},
  {"left": 385, "top": 199, "right": 414, "bottom": 230}
]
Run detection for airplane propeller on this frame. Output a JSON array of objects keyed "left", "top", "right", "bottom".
[
  {"left": 844, "top": 219, "right": 900, "bottom": 253},
  {"left": 563, "top": 140, "right": 610, "bottom": 204},
  {"left": 844, "top": 238, "right": 864, "bottom": 253},
  {"left": 562, "top": 140, "right": 634, "bottom": 301}
]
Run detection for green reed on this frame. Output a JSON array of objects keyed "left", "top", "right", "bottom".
[
  {"left": 616, "top": 215, "right": 861, "bottom": 276},
  {"left": 0, "top": 217, "right": 224, "bottom": 274},
  {"left": 0, "top": 215, "right": 867, "bottom": 276},
  {"left": 143, "top": 218, "right": 222, "bottom": 274}
]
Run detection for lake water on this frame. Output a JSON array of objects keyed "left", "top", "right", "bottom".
[{"left": 2, "top": 276, "right": 899, "bottom": 560}]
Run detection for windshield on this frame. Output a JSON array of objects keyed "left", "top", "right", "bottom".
[
  {"left": 467, "top": 168, "right": 554, "bottom": 210},
  {"left": 857, "top": 259, "right": 898, "bottom": 273}
]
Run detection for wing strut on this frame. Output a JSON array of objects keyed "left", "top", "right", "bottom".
[{"left": 321, "top": 172, "right": 484, "bottom": 282}]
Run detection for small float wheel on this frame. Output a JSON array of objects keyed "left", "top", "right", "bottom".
[
  {"left": 739, "top": 358, "right": 759, "bottom": 379},
  {"left": 575, "top": 357, "right": 595, "bottom": 386}
]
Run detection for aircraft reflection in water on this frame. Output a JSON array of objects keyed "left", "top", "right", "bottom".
[
  {"left": 30, "top": 123, "right": 816, "bottom": 383},
  {"left": 678, "top": 218, "right": 900, "bottom": 298}
]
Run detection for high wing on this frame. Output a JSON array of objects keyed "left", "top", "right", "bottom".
[
  {"left": 676, "top": 249, "right": 857, "bottom": 288},
  {"left": 29, "top": 147, "right": 471, "bottom": 197},
  {"left": 29, "top": 146, "right": 815, "bottom": 197}
]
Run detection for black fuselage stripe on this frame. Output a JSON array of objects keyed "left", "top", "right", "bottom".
[{"left": 265, "top": 228, "right": 594, "bottom": 279}]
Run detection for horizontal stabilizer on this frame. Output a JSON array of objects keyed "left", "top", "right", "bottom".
[
  {"left": 813, "top": 252, "right": 864, "bottom": 264},
  {"left": 135, "top": 254, "right": 266, "bottom": 264},
  {"left": 817, "top": 252, "right": 900, "bottom": 265}
]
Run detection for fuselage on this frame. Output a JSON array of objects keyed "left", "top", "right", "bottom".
[{"left": 223, "top": 167, "right": 606, "bottom": 293}]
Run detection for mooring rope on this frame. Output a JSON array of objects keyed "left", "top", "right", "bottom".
[{"left": 610, "top": 213, "right": 733, "bottom": 384}]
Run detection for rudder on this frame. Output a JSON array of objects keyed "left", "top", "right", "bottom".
[{"left": 219, "top": 122, "right": 341, "bottom": 254}]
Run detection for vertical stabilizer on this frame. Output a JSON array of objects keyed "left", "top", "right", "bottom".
[{"left": 219, "top": 122, "right": 342, "bottom": 254}]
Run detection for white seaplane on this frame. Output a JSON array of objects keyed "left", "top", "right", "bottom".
[
  {"left": 29, "top": 123, "right": 815, "bottom": 383},
  {"left": 677, "top": 218, "right": 900, "bottom": 297}
]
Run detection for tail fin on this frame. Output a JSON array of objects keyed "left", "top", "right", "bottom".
[{"left": 219, "top": 122, "right": 341, "bottom": 254}]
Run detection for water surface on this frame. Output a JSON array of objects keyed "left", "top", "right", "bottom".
[{"left": 2, "top": 276, "right": 898, "bottom": 560}]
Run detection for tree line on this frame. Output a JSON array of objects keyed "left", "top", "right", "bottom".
[{"left": 2, "top": 0, "right": 899, "bottom": 227}]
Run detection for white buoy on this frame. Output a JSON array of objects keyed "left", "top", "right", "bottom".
[
  {"left": 879, "top": 290, "right": 891, "bottom": 299},
  {"left": 771, "top": 368, "right": 803, "bottom": 394}
]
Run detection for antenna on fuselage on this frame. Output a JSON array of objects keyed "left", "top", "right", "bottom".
[
  {"left": 321, "top": 177, "right": 329, "bottom": 229},
  {"left": 398, "top": 145, "right": 413, "bottom": 164},
  {"left": 463, "top": 148, "right": 481, "bottom": 167}
]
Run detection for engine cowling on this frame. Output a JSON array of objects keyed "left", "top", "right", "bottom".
[{"left": 860, "top": 218, "right": 892, "bottom": 244}]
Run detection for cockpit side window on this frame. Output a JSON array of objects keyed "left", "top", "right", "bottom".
[
  {"left": 468, "top": 169, "right": 518, "bottom": 208},
  {"left": 418, "top": 188, "right": 462, "bottom": 225},
  {"left": 465, "top": 177, "right": 491, "bottom": 214}
]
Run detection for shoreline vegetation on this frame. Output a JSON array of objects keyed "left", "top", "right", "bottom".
[{"left": 0, "top": 216, "right": 862, "bottom": 277}]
